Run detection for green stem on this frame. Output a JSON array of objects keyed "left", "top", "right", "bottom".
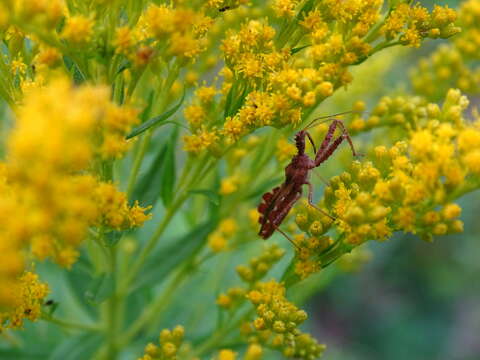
[
  {"left": 41, "top": 314, "right": 100, "bottom": 332},
  {"left": 105, "top": 246, "right": 118, "bottom": 360},
  {"left": 121, "top": 156, "right": 216, "bottom": 292},
  {"left": 194, "top": 309, "right": 255, "bottom": 357},
  {"left": 118, "top": 263, "right": 191, "bottom": 345},
  {"left": 126, "top": 130, "right": 152, "bottom": 197}
]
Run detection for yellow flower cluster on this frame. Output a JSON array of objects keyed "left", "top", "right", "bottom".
[
  {"left": 116, "top": 4, "right": 214, "bottom": 65},
  {"left": 409, "top": 0, "right": 480, "bottom": 101},
  {"left": 0, "top": 271, "right": 49, "bottom": 330},
  {"left": 95, "top": 183, "right": 152, "bottom": 230},
  {"left": 236, "top": 244, "right": 285, "bottom": 284},
  {"left": 216, "top": 344, "right": 263, "bottom": 360},
  {"left": 337, "top": 246, "right": 373, "bottom": 273},
  {"left": 381, "top": 4, "right": 459, "bottom": 47},
  {"left": 410, "top": 45, "right": 480, "bottom": 101},
  {"left": 208, "top": 218, "right": 239, "bottom": 252},
  {"left": 183, "top": 1, "right": 458, "bottom": 153},
  {"left": 271, "top": 0, "right": 300, "bottom": 18},
  {"left": 291, "top": 89, "right": 480, "bottom": 279},
  {"left": 62, "top": 15, "right": 94, "bottom": 45},
  {"left": 3, "top": 0, "right": 65, "bottom": 30},
  {"left": 138, "top": 325, "right": 185, "bottom": 360},
  {"left": 454, "top": 0, "right": 480, "bottom": 60},
  {"left": 246, "top": 280, "right": 326, "bottom": 359},
  {"left": 216, "top": 244, "right": 284, "bottom": 309},
  {"left": 0, "top": 78, "right": 149, "bottom": 279},
  {"left": 276, "top": 136, "right": 297, "bottom": 163}
]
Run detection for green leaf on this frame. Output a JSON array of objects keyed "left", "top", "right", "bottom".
[
  {"left": 291, "top": 44, "right": 311, "bottom": 55},
  {"left": 63, "top": 56, "right": 86, "bottom": 85},
  {"left": 189, "top": 189, "right": 221, "bottom": 205},
  {"left": 131, "top": 128, "right": 178, "bottom": 208},
  {"left": 131, "top": 145, "right": 166, "bottom": 208},
  {"left": 132, "top": 221, "right": 215, "bottom": 291},
  {"left": 224, "top": 80, "right": 236, "bottom": 118},
  {"left": 44, "top": 300, "right": 59, "bottom": 316},
  {"left": 227, "top": 84, "right": 249, "bottom": 118},
  {"left": 139, "top": 90, "right": 155, "bottom": 122},
  {"left": 104, "top": 230, "right": 123, "bottom": 246},
  {"left": 126, "top": 90, "right": 186, "bottom": 139},
  {"left": 115, "top": 58, "right": 131, "bottom": 76},
  {"left": 84, "top": 273, "right": 115, "bottom": 304},
  {"left": 297, "top": 0, "right": 315, "bottom": 20},
  {"left": 50, "top": 333, "right": 103, "bottom": 360},
  {"left": 160, "top": 128, "right": 178, "bottom": 207}
]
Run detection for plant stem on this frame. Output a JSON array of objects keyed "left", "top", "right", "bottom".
[
  {"left": 118, "top": 263, "right": 191, "bottom": 345},
  {"left": 194, "top": 309, "right": 255, "bottom": 357},
  {"left": 105, "top": 246, "right": 119, "bottom": 360},
  {"left": 41, "top": 314, "right": 100, "bottom": 332},
  {"left": 126, "top": 130, "right": 152, "bottom": 198}
]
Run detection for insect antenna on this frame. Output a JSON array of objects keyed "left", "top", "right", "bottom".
[{"left": 303, "top": 110, "right": 369, "bottom": 131}]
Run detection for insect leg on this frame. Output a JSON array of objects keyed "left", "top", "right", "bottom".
[
  {"left": 317, "top": 119, "right": 340, "bottom": 155},
  {"left": 275, "top": 226, "right": 301, "bottom": 251},
  {"left": 332, "top": 118, "right": 360, "bottom": 157},
  {"left": 306, "top": 182, "right": 336, "bottom": 220},
  {"left": 314, "top": 133, "right": 345, "bottom": 167}
]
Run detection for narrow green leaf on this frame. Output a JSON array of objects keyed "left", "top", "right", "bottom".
[
  {"left": 126, "top": 90, "right": 186, "bottom": 139},
  {"left": 84, "top": 273, "right": 115, "bottom": 304},
  {"left": 131, "top": 143, "right": 167, "bottom": 208},
  {"left": 50, "top": 333, "right": 103, "bottom": 360},
  {"left": 115, "top": 58, "right": 131, "bottom": 76},
  {"left": 160, "top": 128, "right": 178, "bottom": 207},
  {"left": 224, "top": 80, "right": 236, "bottom": 118},
  {"left": 296, "top": 0, "right": 315, "bottom": 20},
  {"left": 63, "top": 56, "right": 86, "bottom": 84},
  {"left": 104, "top": 230, "right": 123, "bottom": 246},
  {"left": 44, "top": 300, "right": 59, "bottom": 316},
  {"left": 140, "top": 90, "right": 155, "bottom": 122},
  {"left": 291, "top": 44, "right": 311, "bottom": 55},
  {"left": 189, "top": 189, "right": 221, "bottom": 205},
  {"left": 227, "top": 84, "right": 249, "bottom": 118},
  {"left": 132, "top": 221, "right": 215, "bottom": 291}
]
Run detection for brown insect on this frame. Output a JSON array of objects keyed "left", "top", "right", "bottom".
[{"left": 257, "top": 114, "right": 360, "bottom": 244}]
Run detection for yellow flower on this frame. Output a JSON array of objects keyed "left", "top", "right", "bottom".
[
  {"left": 218, "top": 349, "right": 236, "bottom": 360},
  {"left": 62, "top": 15, "right": 93, "bottom": 44},
  {"left": 0, "top": 271, "right": 49, "bottom": 330}
]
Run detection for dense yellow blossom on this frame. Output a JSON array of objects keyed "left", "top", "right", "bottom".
[
  {"left": 0, "top": 271, "right": 49, "bottom": 330},
  {"left": 180, "top": 1, "right": 458, "bottom": 153},
  {"left": 0, "top": 78, "right": 150, "bottom": 293},
  {"left": 290, "top": 89, "right": 480, "bottom": 279},
  {"left": 0, "top": 0, "right": 475, "bottom": 358},
  {"left": 138, "top": 326, "right": 185, "bottom": 360},
  {"left": 246, "top": 280, "right": 326, "bottom": 359},
  {"left": 410, "top": 0, "right": 480, "bottom": 101}
]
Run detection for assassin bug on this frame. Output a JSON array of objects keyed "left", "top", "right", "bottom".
[{"left": 257, "top": 112, "right": 361, "bottom": 243}]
